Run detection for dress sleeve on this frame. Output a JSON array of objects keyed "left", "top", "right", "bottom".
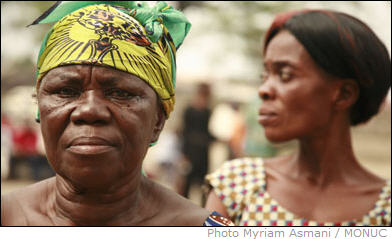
[{"left": 205, "top": 158, "right": 264, "bottom": 223}]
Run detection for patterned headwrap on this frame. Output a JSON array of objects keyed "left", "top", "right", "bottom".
[{"left": 31, "top": 1, "right": 191, "bottom": 118}]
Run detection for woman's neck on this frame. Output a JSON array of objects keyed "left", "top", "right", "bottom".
[
  {"left": 48, "top": 173, "right": 154, "bottom": 226},
  {"left": 290, "top": 117, "right": 364, "bottom": 187}
]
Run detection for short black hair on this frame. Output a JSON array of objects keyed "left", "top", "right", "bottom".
[{"left": 264, "top": 10, "right": 391, "bottom": 125}]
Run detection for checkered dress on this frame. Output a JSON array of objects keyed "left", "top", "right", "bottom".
[{"left": 206, "top": 158, "right": 391, "bottom": 226}]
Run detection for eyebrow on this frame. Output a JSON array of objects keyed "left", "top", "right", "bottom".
[
  {"left": 97, "top": 76, "right": 121, "bottom": 87},
  {"left": 58, "top": 74, "right": 82, "bottom": 83},
  {"left": 43, "top": 71, "right": 82, "bottom": 86},
  {"left": 50, "top": 72, "right": 120, "bottom": 86},
  {"left": 45, "top": 69, "right": 143, "bottom": 89},
  {"left": 99, "top": 70, "right": 147, "bottom": 83},
  {"left": 97, "top": 75, "right": 146, "bottom": 92},
  {"left": 264, "top": 60, "right": 298, "bottom": 70}
]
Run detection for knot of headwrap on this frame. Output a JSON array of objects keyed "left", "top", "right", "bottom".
[
  {"left": 31, "top": 1, "right": 191, "bottom": 118},
  {"left": 130, "top": 1, "right": 191, "bottom": 49}
]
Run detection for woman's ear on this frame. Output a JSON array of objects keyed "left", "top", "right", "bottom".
[
  {"left": 333, "top": 79, "right": 359, "bottom": 111},
  {"left": 150, "top": 106, "right": 166, "bottom": 143}
]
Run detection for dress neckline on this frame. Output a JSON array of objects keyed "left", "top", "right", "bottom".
[{"left": 256, "top": 158, "right": 390, "bottom": 225}]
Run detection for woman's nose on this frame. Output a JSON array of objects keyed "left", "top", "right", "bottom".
[
  {"left": 70, "top": 91, "right": 111, "bottom": 125},
  {"left": 258, "top": 80, "right": 276, "bottom": 101}
]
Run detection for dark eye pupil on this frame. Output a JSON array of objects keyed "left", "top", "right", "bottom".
[
  {"left": 106, "top": 89, "right": 133, "bottom": 99},
  {"left": 114, "top": 90, "right": 126, "bottom": 96},
  {"left": 61, "top": 88, "right": 76, "bottom": 95}
]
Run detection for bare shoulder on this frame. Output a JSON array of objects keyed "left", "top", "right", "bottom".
[
  {"left": 356, "top": 170, "right": 388, "bottom": 193},
  {"left": 149, "top": 181, "right": 211, "bottom": 226},
  {"left": 1, "top": 177, "right": 55, "bottom": 226},
  {"left": 171, "top": 198, "right": 212, "bottom": 226}
]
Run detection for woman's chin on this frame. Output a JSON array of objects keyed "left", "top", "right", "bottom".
[
  {"left": 60, "top": 168, "right": 121, "bottom": 192},
  {"left": 264, "top": 131, "right": 294, "bottom": 144}
]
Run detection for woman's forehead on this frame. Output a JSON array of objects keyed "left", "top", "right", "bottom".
[
  {"left": 43, "top": 65, "right": 146, "bottom": 85},
  {"left": 264, "top": 31, "right": 307, "bottom": 65}
]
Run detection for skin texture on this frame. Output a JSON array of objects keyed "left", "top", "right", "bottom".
[
  {"left": 205, "top": 30, "right": 385, "bottom": 223},
  {"left": 2, "top": 65, "right": 211, "bottom": 226}
]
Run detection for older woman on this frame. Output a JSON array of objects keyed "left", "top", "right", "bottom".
[
  {"left": 205, "top": 9, "right": 391, "bottom": 226},
  {"left": 1, "top": 1, "right": 233, "bottom": 226}
]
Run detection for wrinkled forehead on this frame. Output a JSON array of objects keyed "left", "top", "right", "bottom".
[{"left": 39, "top": 64, "right": 151, "bottom": 88}]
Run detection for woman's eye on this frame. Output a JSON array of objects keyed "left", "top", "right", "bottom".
[
  {"left": 279, "top": 69, "right": 292, "bottom": 82},
  {"left": 105, "top": 89, "right": 137, "bottom": 100},
  {"left": 56, "top": 87, "right": 80, "bottom": 97}
]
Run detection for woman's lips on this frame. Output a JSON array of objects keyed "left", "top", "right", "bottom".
[
  {"left": 258, "top": 109, "right": 278, "bottom": 126},
  {"left": 67, "top": 137, "right": 115, "bottom": 155}
]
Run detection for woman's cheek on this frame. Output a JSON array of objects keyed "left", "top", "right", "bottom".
[{"left": 38, "top": 96, "right": 72, "bottom": 162}]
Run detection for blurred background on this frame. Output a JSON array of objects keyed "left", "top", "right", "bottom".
[{"left": 1, "top": 1, "right": 391, "bottom": 206}]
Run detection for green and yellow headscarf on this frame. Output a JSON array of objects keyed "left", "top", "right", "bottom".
[{"left": 32, "top": 1, "right": 191, "bottom": 118}]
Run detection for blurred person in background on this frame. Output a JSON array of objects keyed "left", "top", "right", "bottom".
[
  {"left": 2, "top": 85, "right": 55, "bottom": 181},
  {"left": 146, "top": 130, "right": 185, "bottom": 194},
  {"left": 1, "top": 114, "right": 13, "bottom": 180},
  {"left": 181, "top": 82, "right": 215, "bottom": 200},
  {"left": 2, "top": 1, "right": 233, "bottom": 226},
  {"left": 205, "top": 9, "right": 391, "bottom": 226},
  {"left": 227, "top": 101, "right": 246, "bottom": 159},
  {"left": 9, "top": 118, "right": 54, "bottom": 181}
]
